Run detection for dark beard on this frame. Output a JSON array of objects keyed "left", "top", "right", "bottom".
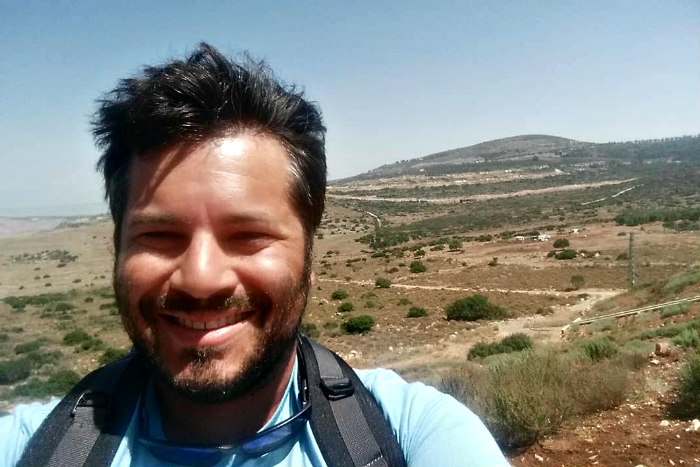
[
  {"left": 135, "top": 325, "right": 297, "bottom": 404},
  {"left": 114, "top": 253, "right": 311, "bottom": 404}
]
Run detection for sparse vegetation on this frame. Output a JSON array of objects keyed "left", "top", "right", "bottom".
[
  {"left": 409, "top": 260, "right": 427, "bottom": 273},
  {"left": 441, "top": 348, "right": 634, "bottom": 451},
  {"left": 7, "top": 369, "right": 81, "bottom": 399},
  {"left": 14, "top": 339, "right": 46, "bottom": 355},
  {"left": 62, "top": 329, "right": 92, "bottom": 346},
  {"left": 375, "top": 277, "right": 392, "bottom": 288},
  {"left": 553, "top": 238, "right": 570, "bottom": 248},
  {"left": 342, "top": 315, "right": 375, "bottom": 334},
  {"left": 668, "top": 352, "right": 700, "bottom": 419},
  {"left": 555, "top": 249, "right": 577, "bottom": 260},
  {"left": 406, "top": 306, "right": 428, "bottom": 318},
  {"left": 330, "top": 289, "right": 349, "bottom": 300},
  {"left": 570, "top": 275, "right": 585, "bottom": 290},
  {"left": 579, "top": 337, "right": 619, "bottom": 362},
  {"left": 445, "top": 295, "right": 509, "bottom": 321},
  {"left": 299, "top": 322, "right": 320, "bottom": 339},
  {"left": 468, "top": 333, "right": 533, "bottom": 360},
  {"left": 0, "top": 358, "right": 32, "bottom": 384}
]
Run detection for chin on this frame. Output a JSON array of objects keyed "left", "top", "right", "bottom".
[{"left": 130, "top": 322, "right": 297, "bottom": 404}]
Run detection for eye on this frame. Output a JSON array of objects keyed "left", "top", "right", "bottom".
[
  {"left": 227, "top": 231, "right": 273, "bottom": 253},
  {"left": 135, "top": 231, "right": 186, "bottom": 250}
]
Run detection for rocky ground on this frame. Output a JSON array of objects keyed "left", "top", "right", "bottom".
[{"left": 508, "top": 351, "right": 700, "bottom": 467}]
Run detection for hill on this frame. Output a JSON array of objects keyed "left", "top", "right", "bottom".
[
  {"left": 336, "top": 134, "right": 698, "bottom": 182},
  {"left": 338, "top": 134, "right": 585, "bottom": 181}
]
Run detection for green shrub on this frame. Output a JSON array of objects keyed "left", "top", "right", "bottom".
[
  {"left": 553, "top": 238, "right": 570, "bottom": 248},
  {"left": 99, "top": 348, "right": 130, "bottom": 366},
  {"left": 25, "top": 350, "right": 61, "bottom": 368},
  {"left": 397, "top": 298, "right": 412, "bottom": 306},
  {"left": 11, "top": 369, "right": 81, "bottom": 398},
  {"left": 330, "top": 289, "right": 349, "bottom": 300},
  {"left": 409, "top": 261, "right": 427, "bottom": 273},
  {"left": 448, "top": 238, "right": 463, "bottom": 250},
  {"left": 500, "top": 333, "right": 533, "bottom": 352},
  {"left": 616, "top": 252, "right": 629, "bottom": 261},
  {"left": 0, "top": 358, "right": 31, "bottom": 384},
  {"left": 406, "top": 306, "right": 428, "bottom": 318},
  {"left": 570, "top": 275, "right": 585, "bottom": 290},
  {"left": 636, "top": 318, "right": 699, "bottom": 340},
  {"left": 299, "top": 322, "right": 320, "bottom": 339},
  {"left": 660, "top": 268, "right": 700, "bottom": 296},
  {"left": 672, "top": 328, "right": 700, "bottom": 348},
  {"left": 375, "top": 277, "right": 391, "bottom": 288},
  {"left": 54, "top": 302, "right": 74, "bottom": 312},
  {"left": 14, "top": 339, "right": 46, "bottom": 355},
  {"left": 62, "top": 329, "right": 91, "bottom": 346},
  {"left": 79, "top": 338, "right": 104, "bottom": 351},
  {"left": 468, "top": 334, "right": 532, "bottom": 360},
  {"left": 441, "top": 350, "right": 630, "bottom": 451},
  {"left": 468, "top": 342, "right": 507, "bottom": 360},
  {"left": 445, "top": 295, "right": 509, "bottom": 321},
  {"left": 555, "top": 249, "right": 577, "bottom": 260},
  {"left": 580, "top": 337, "right": 619, "bottom": 362},
  {"left": 342, "top": 315, "right": 375, "bottom": 334},
  {"left": 668, "top": 352, "right": 700, "bottom": 418},
  {"left": 660, "top": 303, "right": 690, "bottom": 318},
  {"left": 337, "top": 302, "right": 354, "bottom": 313}
]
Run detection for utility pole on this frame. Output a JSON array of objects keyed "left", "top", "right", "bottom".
[{"left": 628, "top": 232, "right": 637, "bottom": 290}]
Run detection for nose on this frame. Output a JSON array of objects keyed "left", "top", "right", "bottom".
[{"left": 169, "top": 231, "right": 238, "bottom": 299}]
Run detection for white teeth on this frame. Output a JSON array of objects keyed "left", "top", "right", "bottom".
[{"left": 176, "top": 315, "right": 241, "bottom": 331}]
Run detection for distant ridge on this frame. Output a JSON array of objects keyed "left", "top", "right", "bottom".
[{"left": 335, "top": 134, "right": 586, "bottom": 182}]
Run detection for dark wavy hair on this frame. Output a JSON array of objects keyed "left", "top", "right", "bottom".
[{"left": 93, "top": 43, "right": 326, "bottom": 253}]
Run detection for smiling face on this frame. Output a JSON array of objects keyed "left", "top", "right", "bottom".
[{"left": 115, "top": 131, "right": 310, "bottom": 402}]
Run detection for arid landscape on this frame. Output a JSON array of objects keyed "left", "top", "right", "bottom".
[{"left": 1, "top": 134, "right": 698, "bottom": 466}]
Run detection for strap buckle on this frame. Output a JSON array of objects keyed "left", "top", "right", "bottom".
[{"left": 320, "top": 377, "right": 354, "bottom": 400}]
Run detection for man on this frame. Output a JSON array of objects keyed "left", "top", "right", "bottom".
[{"left": 0, "top": 43, "right": 508, "bottom": 467}]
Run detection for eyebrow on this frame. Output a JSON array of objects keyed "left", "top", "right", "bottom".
[
  {"left": 126, "top": 213, "right": 183, "bottom": 229},
  {"left": 126, "top": 212, "right": 277, "bottom": 229}
]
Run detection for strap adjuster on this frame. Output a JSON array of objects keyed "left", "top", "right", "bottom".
[
  {"left": 71, "top": 391, "right": 109, "bottom": 417},
  {"left": 320, "top": 377, "right": 354, "bottom": 400}
]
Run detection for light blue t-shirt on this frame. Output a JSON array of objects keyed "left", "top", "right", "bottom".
[{"left": 0, "top": 364, "right": 508, "bottom": 467}]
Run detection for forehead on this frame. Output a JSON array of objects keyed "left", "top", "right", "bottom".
[{"left": 124, "top": 132, "right": 295, "bottom": 217}]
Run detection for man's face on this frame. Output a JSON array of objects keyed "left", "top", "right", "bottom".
[{"left": 115, "top": 132, "right": 310, "bottom": 402}]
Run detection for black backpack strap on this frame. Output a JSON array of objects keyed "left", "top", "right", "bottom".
[
  {"left": 16, "top": 352, "right": 147, "bottom": 467},
  {"left": 300, "top": 335, "right": 407, "bottom": 467}
]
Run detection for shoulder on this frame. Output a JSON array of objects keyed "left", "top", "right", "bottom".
[
  {"left": 0, "top": 399, "right": 60, "bottom": 467},
  {"left": 355, "top": 368, "right": 509, "bottom": 467}
]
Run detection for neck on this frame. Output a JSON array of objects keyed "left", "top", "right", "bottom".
[{"left": 154, "top": 345, "right": 297, "bottom": 445}]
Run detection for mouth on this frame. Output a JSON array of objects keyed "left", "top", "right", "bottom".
[
  {"left": 159, "top": 311, "right": 253, "bottom": 347},
  {"left": 174, "top": 315, "right": 242, "bottom": 330}
]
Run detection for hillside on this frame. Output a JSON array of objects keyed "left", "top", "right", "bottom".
[
  {"left": 339, "top": 134, "right": 585, "bottom": 181},
  {"left": 337, "top": 134, "right": 698, "bottom": 182}
]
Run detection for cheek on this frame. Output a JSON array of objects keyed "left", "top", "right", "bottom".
[{"left": 237, "top": 253, "right": 304, "bottom": 296}]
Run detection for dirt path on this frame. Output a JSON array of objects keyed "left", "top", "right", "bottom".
[
  {"left": 327, "top": 179, "right": 636, "bottom": 204},
  {"left": 328, "top": 278, "right": 624, "bottom": 373}
]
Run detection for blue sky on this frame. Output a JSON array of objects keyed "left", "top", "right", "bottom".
[{"left": 0, "top": 0, "right": 698, "bottom": 215}]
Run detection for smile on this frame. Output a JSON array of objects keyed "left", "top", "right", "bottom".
[{"left": 174, "top": 314, "right": 245, "bottom": 331}]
